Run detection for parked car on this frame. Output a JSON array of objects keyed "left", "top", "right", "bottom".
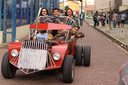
[{"left": 119, "top": 61, "right": 128, "bottom": 85}]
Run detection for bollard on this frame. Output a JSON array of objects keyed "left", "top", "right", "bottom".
[
  {"left": 106, "top": 24, "right": 110, "bottom": 32},
  {"left": 120, "top": 28, "right": 125, "bottom": 40}
]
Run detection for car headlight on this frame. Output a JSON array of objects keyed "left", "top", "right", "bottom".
[
  {"left": 53, "top": 53, "right": 60, "bottom": 61},
  {"left": 11, "top": 49, "right": 18, "bottom": 57}
]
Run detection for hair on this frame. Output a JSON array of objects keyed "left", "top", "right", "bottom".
[
  {"left": 53, "top": 8, "right": 60, "bottom": 12},
  {"left": 40, "top": 8, "right": 49, "bottom": 16},
  {"left": 123, "top": 11, "right": 125, "bottom": 13},
  {"left": 65, "top": 8, "right": 74, "bottom": 17},
  {"left": 96, "top": 11, "right": 98, "bottom": 13},
  {"left": 74, "top": 25, "right": 80, "bottom": 30}
]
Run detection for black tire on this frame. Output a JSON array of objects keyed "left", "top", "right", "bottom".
[
  {"left": 75, "top": 45, "right": 83, "bottom": 66},
  {"left": 63, "top": 55, "right": 75, "bottom": 83},
  {"left": 84, "top": 46, "right": 91, "bottom": 66},
  {"left": 1, "top": 52, "right": 17, "bottom": 78}
]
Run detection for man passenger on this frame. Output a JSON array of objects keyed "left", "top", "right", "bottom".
[{"left": 55, "top": 26, "right": 84, "bottom": 40}]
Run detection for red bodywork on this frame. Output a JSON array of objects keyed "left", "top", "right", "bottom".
[{"left": 8, "top": 23, "right": 77, "bottom": 71}]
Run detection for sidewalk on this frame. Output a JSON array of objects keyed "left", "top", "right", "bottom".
[{"left": 85, "top": 18, "right": 128, "bottom": 51}]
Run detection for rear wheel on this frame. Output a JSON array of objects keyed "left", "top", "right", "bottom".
[
  {"left": 1, "top": 52, "right": 17, "bottom": 78},
  {"left": 63, "top": 55, "right": 75, "bottom": 83},
  {"left": 75, "top": 45, "right": 83, "bottom": 66},
  {"left": 84, "top": 46, "right": 91, "bottom": 66}
]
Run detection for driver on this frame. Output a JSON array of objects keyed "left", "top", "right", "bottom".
[{"left": 55, "top": 26, "right": 84, "bottom": 40}]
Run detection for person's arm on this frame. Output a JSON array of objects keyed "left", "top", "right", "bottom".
[
  {"left": 125, "top": 14, "right": 127, "bottom": 18},
  {"left": 58, "top": 20, "right": 64, "bottom": 24},
  {"left": 74, "top": 17, "right": 79, "bottom": 26},
  {"left": 117, "top": 15, "right": 118, "bottom": 21},
  {"left": 75, "top": 32, "right": 85, "bottom": 38},
  {"left": 93, "top": 13, "right": 97, "bottom": 18},
  {"left": 55, "top": 30, "right": 68, "bottom": 38}
]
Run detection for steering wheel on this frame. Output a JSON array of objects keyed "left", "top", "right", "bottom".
[{"left": 55, "top": 33, "right": 66, "bottom": 40}]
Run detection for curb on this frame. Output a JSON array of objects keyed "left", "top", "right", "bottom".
[{"left": 85, "top": 21, "right": 128, "bottom": 51}]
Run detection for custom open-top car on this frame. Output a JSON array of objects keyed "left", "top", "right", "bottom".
[{"left": 1, "top": 8, "right": 91, "bottom": 83}]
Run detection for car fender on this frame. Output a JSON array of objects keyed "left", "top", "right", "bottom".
[
  {"left": 50, "top": 44, "right": 68, "bottom": 67},
  {"left": 8, "top": 42, "right": 23, "bottom": 66}
]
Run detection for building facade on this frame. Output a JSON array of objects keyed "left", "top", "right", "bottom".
[
  {"left": 59, "top": 1, "right": 79, "bottom": 12},
  {"left": 94, "top": 0, "right": 128, "bottom": 23}
]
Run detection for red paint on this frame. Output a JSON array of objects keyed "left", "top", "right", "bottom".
[{"left": 30, "top": 23, "right": 72, "bottom": 30}]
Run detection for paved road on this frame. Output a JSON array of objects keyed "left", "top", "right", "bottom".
[{"left": 0, "top": 22, "right": 128, "bottom": 85}]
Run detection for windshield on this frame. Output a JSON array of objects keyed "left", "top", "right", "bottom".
[
  {"left": 30, "top": 16, "right": 76, "bottom": 42},
  {"left": 32, "top": 16, "right": 76, "bottom": 27}
]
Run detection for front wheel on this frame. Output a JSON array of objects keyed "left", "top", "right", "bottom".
[
  {"left": 63, "top": 55, "right": 75, "bottom": 83},
  {"left": 1, "top": 52, "right": 17, "bottom": 78}
]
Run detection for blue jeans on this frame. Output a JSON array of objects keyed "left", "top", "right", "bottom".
[
  {"left": 113, "top": 20, "right": 117, "bottom": 28},
  {"left": 97, "top": 19, "right": 100, "bottom": 26}
]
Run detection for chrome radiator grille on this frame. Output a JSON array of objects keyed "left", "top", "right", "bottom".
[
  {"left": 10, "top": 40, "right": 56, "bottom": 74},
  {"left": 23, "top": 40, "right": 48, "bottom": 50}
]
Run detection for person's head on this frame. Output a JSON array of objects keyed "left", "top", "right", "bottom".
[
  {"left": 53, "top": 8, "right": 60, "bottom": 16},
  {"left": 114, "top": 11, "right": 116, "bottom": 14},
  {"left": 123, "top": 11, "right": 125, "bottom": 14},
  {"left": 39, "top": 30, "right": 45, "bottom": 34},
  {"left": 40, "top": 8, "right": 49, "bottom": 16},
  {"left": 118, "top": 12, "right": 120, "bottom": 14},
  {"left": 96, "top": 11, "right": 98, "bottom": 14},
  {"left": 49, "top": 9, "right": 51, "bottom": 11},
  {"left": 108, "top": 12, "right": 110, "bottom": 14},
  {"left": 71, "top": 26, "right": 80, "bottom": 35},
  {"left": 65, "top": 8, "right": 74, "bottom": 17}
]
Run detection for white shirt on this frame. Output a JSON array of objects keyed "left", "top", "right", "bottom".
[
  {"left": 36, "top": 33, "right": 48, "bottom": 41},
  {"left": 81, "top": 14, "right": 83, "bottom": 19}
]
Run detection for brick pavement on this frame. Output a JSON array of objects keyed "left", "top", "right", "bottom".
[{"left": 0, "top": 23, "right": 128, "bottom": 85}]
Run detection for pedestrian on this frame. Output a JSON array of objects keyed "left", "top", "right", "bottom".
[
  {"left": 103, "top": 12, "right": 106, "bottom": 26},
  {"left": 79, "top": 12, "right": 85, "bottom": 26},
  {"left": 48, "top": 9, "right": 52, "bottom": 16},
  {"left": 93, "top": 11, "right": 98, "bottom": 27},
  {"left": 76, "top": 12, "right": 79, "bottom": 19},
  {"left": 100, "top": 13, "right": 104, "bottom": 26},
  {"left": 106, "top": 12, "right": 110, "bottom": 24},
  {"left": 112, "top": 11, "right": 117, "bottom": 28},
  {"left": 117, "top": 12, "right": 121, "bottom": 28},
  {"left": 121, "top": 11, "right": 127, "bottom": 28},
  {"left": 97, "top": 14, "right": 100, "bottom": 26}
]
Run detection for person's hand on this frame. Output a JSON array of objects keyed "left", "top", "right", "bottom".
[
  {"left": 44, "top": 15, "right": 48, "bottom": 17},
  {"left": 71, "top": 15, "right": 74, "bottom": 20}
]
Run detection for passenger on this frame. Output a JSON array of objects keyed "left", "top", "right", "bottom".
[
  {"left": 65, "top": 8, "right": 79, "bottom": 26},
  {"left": 40, "top": 8, "right": 49, "bottom": 17},
  {"left": 40, "top": 8, "right": 49, "bottom": 33},
  {"left": 36, "top": 30, "right": 48, "bottom": 41},
  {"left": 55, "top": 26, "right": 84, "bottom": 40},
  {"left": 52, "top": 8, "right": 63, "bottom": 37}
]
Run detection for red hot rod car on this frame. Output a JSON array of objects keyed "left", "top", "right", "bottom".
[{"left": 1, "top": 16, "right": 91, "bottom": 83}]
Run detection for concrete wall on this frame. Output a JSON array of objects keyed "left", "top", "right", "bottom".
[
  {"left": 0, "top": 31, "right": 3, "bottom": 44},
  {"left": 119, "top": 0, "right": 128, "bottom": 11},
  {"left": 0, "top": 25, "right": 29, "bottom": 44},
  {"left": 94, "top": 0, "right": 116, "bottom": 12}
]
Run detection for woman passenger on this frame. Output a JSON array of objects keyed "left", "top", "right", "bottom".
[
  {"left": 65, "top": 8, "right": 79, "bottom": 26},
  {"left": 40, "top": 8, "right": 49, "bottom": 17},
  {"left": 40, "top": 8, "right": 49, "bottom": 33}
]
